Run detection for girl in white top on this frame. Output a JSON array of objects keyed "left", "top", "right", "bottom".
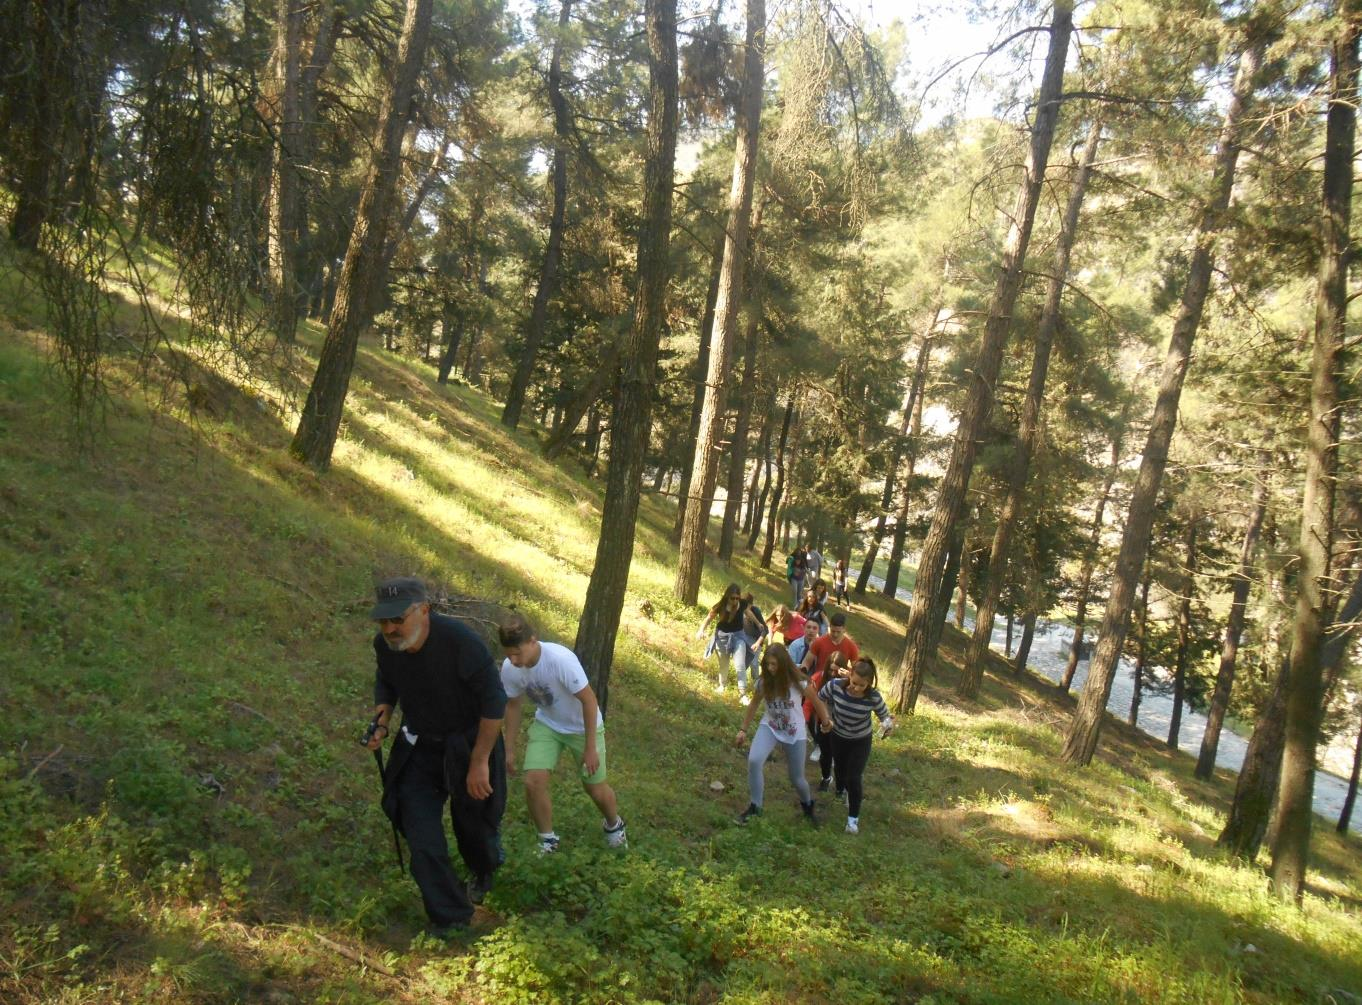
[{"left": 735, "top": 643, "right": 832, "bottom": 825}]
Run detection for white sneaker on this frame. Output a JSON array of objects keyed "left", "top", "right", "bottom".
[
  {"left": 603, "top": 818, "right": 628, "bottom": 849},
  {"left": 538, "top": 835, "right": 561, "bottom": 854},
  {"left": 845, "top": 817, "right": 859, "bottom": 835},
  {"left": 714, "top": 684, "right": 726, "bottom": 696},
  {"left": 810, "top": 747, "right": 821, "bottom": 763}
]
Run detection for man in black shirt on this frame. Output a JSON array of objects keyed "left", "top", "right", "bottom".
[{"left": 364, "top": 577, "right": 507, "bottom": 932}]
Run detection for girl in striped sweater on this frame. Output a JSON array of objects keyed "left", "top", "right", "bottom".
[{"left": 817, "top": 657, "right": 894, "bottom": 834}]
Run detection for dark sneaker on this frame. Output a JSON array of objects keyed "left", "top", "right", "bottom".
[
  {"left": 737, "top": 803, "right": 762, "bottom": 825},
  {"left": 801, "top": 799, "right": 818, "bottom": 826},
  {"left": 818, "top": 776, "right": 833, "bottom": 793},
  {"left": 467, "top": 872, "right": 493, "bottom": 905}
]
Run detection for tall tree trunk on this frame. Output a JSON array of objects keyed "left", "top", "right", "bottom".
[
  {"left": 1339, "top": 720, "right": 1362, "bottom": 834},
  {"left": 673, "top": 0, "right": 765, "bottom": 604},
  {"left": 954, "top": 542, "right": 971, "bottom": 630},
  {"left": 932, "top": 526, "right": 964, "bottom": 636},
  {"left": 1219, "top": 655, "right": 1291, "bottom": 860},
  {"left": 268, "top": 0, "right": 304, "bottom": 344},
  {"left": 960, "top": 119, "right": 1102, "bottom": 698},
  {"left": 1128, "top": 567, "right": 1152, "bottom": 726},
  {"left": 1167, "top": 518, "right": 1199, "bottom": 749},
  {"left": 437, "top": 300, "right": 463, "bottom": 384},
  {"left": 674, "top": 240, "right": 725, "bottom": 540},
  {"left": 856, "top": 324, "right": 936, "bottom": 594},
  {"left": 288, "top": 0, "right": 434, "bottom": 469},
  {"left": 890, "top": 1, "right": 1073, "bottom": 713},
  {"left": 1196, "top": 474, "right": 1269, "bottom": 777},
  {"left": 743, "top": 400, "right": 772, "bottom": 537},
  {"left": 884, "top": 382, "right": 926, "bottom": 599},
  {"left": 760, "top": 397, "right": 795, "bottom": 567},
  {"left": 1012, "top": 609, "right": 1038, "bottom": 675},
  {"left": 572, "top": 0, "right": 676, "bottom": 710},
  {"left": 719, "top": 255, "right": 764, "bottom": 561},
  {"left": 1060, "top": 40, "right": 1262, "bottom": 763},
  {"left": 1270, "top": 4, "right": 1356, "bottom": 900},
  {"left": 296, "top": 2, "right": 344, "bottom": 309},
  {"left": 502, "top": 0, "right": 573, "bottom": 430},
  {"left": 1060, "top": 408, "right": 1130, "bottom": 692}
]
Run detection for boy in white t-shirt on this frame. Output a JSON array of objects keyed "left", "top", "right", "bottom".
[{"left": 499, "top": 613, "right": 627, "bottom": 854}]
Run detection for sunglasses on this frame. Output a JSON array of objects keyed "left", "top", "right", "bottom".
[{"left": 378, "top": 605, "right": 416, "bottom": 627}]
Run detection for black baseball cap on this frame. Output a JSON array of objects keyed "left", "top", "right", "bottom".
[{"left": 370, "top": 576, "right": 428, "bottom": 619}]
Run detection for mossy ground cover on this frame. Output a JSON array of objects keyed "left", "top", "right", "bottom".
[{"left": 1, "top": 268, "right": 1360, "bottom": 1004}]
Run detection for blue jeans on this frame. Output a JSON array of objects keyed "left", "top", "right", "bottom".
[{"left": 714, "top": 630, "right": 752, "bottom": 691}]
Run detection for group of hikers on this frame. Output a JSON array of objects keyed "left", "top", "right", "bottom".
[{"left": 363, "top": 553, "right": 891, "bottom": 936}]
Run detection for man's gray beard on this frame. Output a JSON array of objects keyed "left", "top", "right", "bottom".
[{"left": 384, "top": 631, "right": 416, "bottom": 652}]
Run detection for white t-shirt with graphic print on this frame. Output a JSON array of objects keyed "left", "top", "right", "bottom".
[
  {"left": 500, "top": 641, "right": 602, "bottom": 735},
  {"left": 759, "top": 682, "right": 808, "bottom": 744}
]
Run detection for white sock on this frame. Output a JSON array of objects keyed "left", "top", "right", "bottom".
[{"left": 539, "top": 831, "right": 558, "bottom": 841}]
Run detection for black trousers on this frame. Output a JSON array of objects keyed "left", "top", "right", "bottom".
[
  {"left": 811, "top": 719, "right": 835, "bottom": 781},
  {"left": 830, "top": 732, "right": 872, "bottom": 817},
  {"left": 387, "top": 733, "right": 506, "bottom": 927}
]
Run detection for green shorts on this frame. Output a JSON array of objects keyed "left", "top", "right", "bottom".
[{"left": 524, "top": 718, "right": 608, "bottom": 784}]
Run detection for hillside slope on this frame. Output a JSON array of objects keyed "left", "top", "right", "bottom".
[{"left": 0, "top": 307, "right": 1359, "bottom": 1004}]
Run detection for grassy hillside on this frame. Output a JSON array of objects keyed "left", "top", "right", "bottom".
[{"left": 1, "top": 282, "right": 1360, "bottom": 1004}]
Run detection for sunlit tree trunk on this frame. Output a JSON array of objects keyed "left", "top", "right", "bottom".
[
  {"left": 1167, "top": 518, "right": 1199, "bottom": 749},
  {"left": 1128, "top": 567, "right": 1151, "bottom": 725},
  {"left": 289, "top": 0, "right": 434, "bottom": 469},
  {"left": 502, "top": 0, "right": 573, "bottom": 430},
  {"left": 1270, "top": 1, "right": 1356, "bottom": 900},
  {"left": 1060, "top": 410, "right": 1129, "bottom": 693},
  {"left": 856, "top": 322, "right": 936, "bottom": 594},
  {"left": 1060, "top": 40, "right": 1262, "bottom": 763},
  {"left": 1340, "top": 721, "right": 1362, "bottom": 834},
  {"left": 720, "top": 243, "right": 764, "bottom": 561},
  {"left": 1196, "top": 475, "right": 1269, "bottom": 777},
  {"left": 890, "top": 0, "right": 1073, "bottom": 713},
  {"left": 674, "top": 0, "right": 765, "bottom": 604},
  {"left": 573, "top": 0, "right": 677, "bottom": 712},
  {"left": 960, "top": 118, "right": 1101, "bottom": 698},
  {"left": 1219, "top": 655, "right": 1290, "bottom": 859},
  {"left": 674, "top": 241, "right": 724, "bottom": 540},
  {"left": 884, "top": 376, "right": 926, "bottom": 599},
  {"left": 760, "top": 397, "right": 794, "bottom": 567}
]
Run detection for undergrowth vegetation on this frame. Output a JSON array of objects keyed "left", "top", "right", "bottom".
[{"left": 1, "top": 263, "right": 1360, "bottom": 1003}]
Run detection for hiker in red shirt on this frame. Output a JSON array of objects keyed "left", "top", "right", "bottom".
[{"left": 797, "top": 611, "right": 859, "bottom": 784}]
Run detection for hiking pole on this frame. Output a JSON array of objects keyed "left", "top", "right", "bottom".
[{"left": 360, "top": 715, "right": 405, "bottom": 872}]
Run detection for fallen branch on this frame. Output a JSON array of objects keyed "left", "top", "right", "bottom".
[
  {"left": 311, "top": 932, "right": 398, "bottom": 979},
  {"left": 25, "top": 744, "right": 64, "bottom": 781}
]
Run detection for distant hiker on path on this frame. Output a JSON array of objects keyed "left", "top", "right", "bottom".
[
  {"left": 806, "top": 543, "right": 823, "bottom": 585},
  {"left": 499, "top": 613, "right": 627, "bottom": 855},
  {"left": 832, "top": 559, "right": 850, "bottom": 609},
  {"left": 818, "top": 657, "right": 894, "bottom": 834},
  {"left": 365, "top": 577, "right": 507, "bottom": 933},
  {"left": 786, "top": 546, "right": 808, "bottom": 607},
  {"left": 735, "top": 643, "right": 832, "bottom": 826},
  {"left": 696, "top": 583, "right": 765, "bottom": 700}
]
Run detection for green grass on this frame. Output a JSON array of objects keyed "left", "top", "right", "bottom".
[{"left": 0, "top": 254, "right": 1360, "bottom": 1004}]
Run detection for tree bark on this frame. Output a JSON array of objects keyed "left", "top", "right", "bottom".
[
  {"left": 1061, "top": 407, "right": 1130, "bottom": 693},
  {"left": 761, "top": 397, "right": 795, "bottom": 567},
  {"left": 1219, "top": 655, "right": 1290, "bottom": 860},
  {"left": 856, "top": 323, "right": 936, "bottom": 594},
  {"left": 1269, "top": 3, "right": 1356, "bottom": 900},
  {"left": 1339, "top": 720, "right": 1362, "bottom": 834},
  {"left": 1196, "top": 474, "right": 1269, "bottom": 777},
  {"left": 1060, "top": 40, "right": 1262, "bottom": 763},
  {"left": 673, "top": 0, "right": 765, "bottom": 604},
  {"left": 267, "top": 0, "right": 305, "bottom": 344},
  {"left": 437, "top": 300, "right": 463, "bottom": 384},
  {"left": 1012, "top": 609, "right": 1038, "bottom": 675},
  {"left": 674, "top": 240, "right": 725, "bottom": 540},
  {"left": 543, "top": 343, "right": 622, "bottom": 459},
  {"left": 502, "top": 0, "right": 574, "bottom": 430},
  {"left": 890, "top": 1, "right": 1073, "bottom": 714},
  {"left": 571, "top": 0, "right": 677, "bottom": 707},
  {"left": 743, "top": 399, "right": 772, "bottom": 537},
  {"left": 960, "top": 119, "right": 1101, "bottom": 698},
  {"left": 289, "top": 0, "right": 434, "bottom": 469},
  {"left": 1128, "top": 568, "right": 1151, "bottom": 726},
  {"left": 884, "top": 378, "right": 926, "bottom": 599},
  {"left": 1167, "top": 518, "right": 1199, "bottom": 750},
  {"left": 719, "top": 252, "right": 764, "bottom": 561}
]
